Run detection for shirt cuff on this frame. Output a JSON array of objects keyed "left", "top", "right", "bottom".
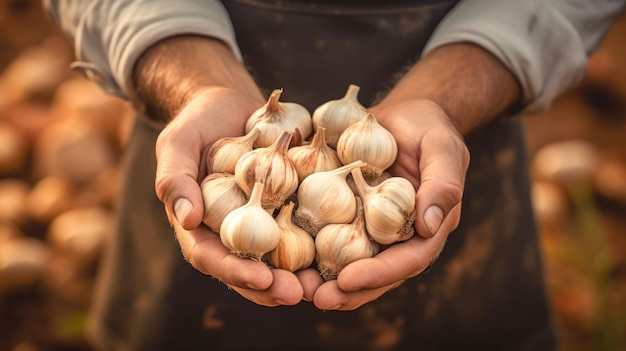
[
  {"left": 422, "top": 0, "right": 588, "bottom": 115},
  {"left": 72, "top": 0, "right": 241, "bottom": 99}
]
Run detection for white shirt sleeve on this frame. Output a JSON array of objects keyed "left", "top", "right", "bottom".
[
  {"left": 43, "top": 0, "right": 241, "bottom": 99},
  {"left": 45, "top": 0, "right": 625, "bottom": 112},
  {"left": 422, "top": 0, "right": 626, "bottom": 115}
]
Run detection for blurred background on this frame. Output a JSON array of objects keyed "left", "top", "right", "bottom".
[{"left": 0, "top": 1, "right": 624, "bottom": 350}]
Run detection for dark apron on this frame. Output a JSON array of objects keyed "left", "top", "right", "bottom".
[{"left": 88, "top": 1, "right": 558, "bottom": 350}]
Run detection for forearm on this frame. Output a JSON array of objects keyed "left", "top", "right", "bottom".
[
  {"left": 132, "top": 35, "right": 263, "bottom": 123},
  {"left": 420, "top": 0, "right": 626, "bottom": 116},
  {"left": 377, "top": 43, "right": 522, "bottom": 136},
  {"left": 45, "top": 0, "right": 243, "bottom": 100}
]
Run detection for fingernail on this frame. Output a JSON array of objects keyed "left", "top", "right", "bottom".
[
  {"left": 424, "top": 206, "right": 443, "bottom": 235},
  {"left": 329, "top": 304, "right": 342, "bottom": 310},
  {"left": 174, "top": 198, "right": 193, "bottom": 225}
]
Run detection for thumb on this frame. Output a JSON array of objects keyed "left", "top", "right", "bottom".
[
  {"left": 155, "top": 125, "right": 205, "bottom": 230},
  {"left": 414, "top": 131, "right": 469, "bottom": 238}
]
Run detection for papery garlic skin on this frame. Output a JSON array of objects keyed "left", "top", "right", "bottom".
[
  {"left": 200, "top": 172, "right": 248, "bottom": 233},
  {"left": 287, "top": 127, "right": 342, "bottom": 182},
  {"left": 235, "top": 131, "right": 299, "bottom": 210},
  {"left": 315, "top": 197, "right": 380, "bottom": 281},
  {"left": 336, "top": 112, "right": 398, "bottom": 181},
  {"left": 351, "top": 167, "right": 416, "bottom": 245},
  {"left": 206, "top": 128, "right": 260, "bottom": 174},
  {"left": 367, "top": 171, "right": 393, "bottom": 186},
  {"left": 312, "top": 84, "right": 368, "bottom": 148},
  {"left": 294, "top": 160, "right": 366, "bottom": 237},
  {"left": 265, "top": 202, "right": 315, "bottom": 272},
  {"left": 220, "top": 182, "right": 280, "bottom": 261},
  {"left": 245, "top": 89, "right": 312, "bottom": 148}
]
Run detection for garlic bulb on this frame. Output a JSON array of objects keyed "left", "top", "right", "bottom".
[
  {"left": 206, "top": 127, "right": 261, "bottom": 174},
  {"left": 351, "top": 166, "right": 416, "bottom": 245},
  {"left": 265, "top": 202, "right": 315, "bottom": 272},
  {"left": 315, "top": 197, "right": 380, "bottom": 281},
  {"left": 245, "top": 89, "right": 312, "bottom": 148},
  {"left": 294, "top": 160, "right": 366, "bottom": 237},
  {"left": 287, "top": 127, "right": 342, "bottom": 182},
  {"left": 312, "top": 84, "right": 368, "bottom": 148},
  {"left": 336, "top": 112, "right": 398, "bottom": 181},
  {"left": 220, "top": 182, "right": 280, "bottom": 260},
  {"left": 200, "top": 172, "right": 248, "bottom": 233},
  {"left": 235, "top": 131, "right": 299, "bottom": 210}
]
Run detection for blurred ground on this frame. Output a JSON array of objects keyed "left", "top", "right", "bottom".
[
  {"left": 524, "top": 15, "right": 626, "bottom": 351},
  {"left": 0, "top": 1, "right": 625, "bottom": 351}
]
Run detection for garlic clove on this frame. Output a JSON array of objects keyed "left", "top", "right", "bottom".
[
  {"left": 219, "top": 182, "right": 280, "bottom": 261},
  {"left": 235, "top": 131, "right": 299, "bottom": 211},
  {"left": 312, "top": 84, "right": 368, "bottom": 148},
  {"left": 314, "top": 197, "right": 380, "bottom": 281},
  {"left": 351, "top": 166, "right": 416, "bottom": 245},
  {"left": 200, "top": 172, "right": 248, "bottom": 233},
  {"left": 265, "top": 201, "right": 316, "bottom": 272},
  {"left": 336, "top": 112, "right": 398, "bottom": 181},
  {"left": 294, "top": 160, "right": 366, "bottom": 237},
  {"left": 206, "top": 127, "right": 261, "bottom": 174},
  {"left": 287, "top": 127, "right": 342, "bottom": 182},
  {"left": 245, "top": 89, "right": 312, "bottom": 148}
]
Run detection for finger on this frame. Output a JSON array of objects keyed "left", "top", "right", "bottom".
[
  {"left": 313, "top": 279, "right": 402, "bottom": 311},
  {"left": 229, "top": 269, "right": 304, "bottom": 306},
  {"left": 155, "top": 121, "right": 205, "bottom": 230},
  {"left": 414, "top": 128, "right": 469, "bottom": 238},
  {"left": 174, "top": 223, "right": 274, "bottom": 290},
  {"left": 335, "top": 203, "right": 459, "bottom": 292},
  {"left": 336, "top": 227, "right": 448, "bottom": 291},
  {"left": 296, "top": 268, "right": 324, "bottom": 302},
  {"left": 388, "top": 151, "right": 421, "bottom": 190}
]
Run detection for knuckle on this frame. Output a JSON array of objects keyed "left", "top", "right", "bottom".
[
  {"left": 459, "top": 144, "right": 470, "bottom": 169},
  {"left": 441, "top": 180, "right": 465, "bottom": 207},
  {"left": 419, "top": 178, "right": 465, "bottom": 211},
  {"left": 155, "top": 127, "right": 174, "bottom": 153},
  {"left": 154, "top": 172, "right": 175, "bottom": 202}
]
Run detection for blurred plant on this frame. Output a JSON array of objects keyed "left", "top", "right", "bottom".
[{"left": 532, "top": 139, "right": 625, "bottom": 350}]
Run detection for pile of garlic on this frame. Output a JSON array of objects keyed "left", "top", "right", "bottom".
[{"left": 201, "top": 84, "right": 417, "bottom": 281}]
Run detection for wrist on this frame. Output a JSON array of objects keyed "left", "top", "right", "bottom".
[
  {"left": 132, "top": 35, "right": 263, "bottom": 123},
  {"left": 376, "top": 43, "right": 522, "bottom": 135}
]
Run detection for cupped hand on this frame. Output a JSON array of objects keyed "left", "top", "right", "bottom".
[
  {"left": 311, "top": 98, "right": 470, "bottom": 310},
  {"left": 154, "top": 87, "right": 315, "bottom": 306}
]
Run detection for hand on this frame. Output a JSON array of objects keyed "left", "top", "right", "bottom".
[
  {"left": 308, "top": 43, "right": 520, "bottom": 310},
  {"left": 310, "top": 99, "right": 469, "bottom": 310},
  {"left": 135, "top": 36, "right": 319, "bottom": 306},
  {"left": 156, "top": 87, "right": 319, "bottom": 306}
]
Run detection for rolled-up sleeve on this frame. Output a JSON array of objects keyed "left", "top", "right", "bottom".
[
  {"left": 423, "top": 0, "right": 626, "bottom": 114},
  {"left": 44, "top": 0, "right": 241, "bottom": 99}
]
